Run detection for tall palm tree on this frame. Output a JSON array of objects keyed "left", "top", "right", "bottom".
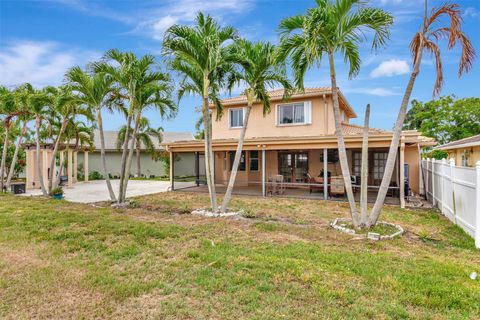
[
  {"left": 368, "top": 2, "right": 475, "bottom": 226},
  {"left": 45, "top": 85, "right": 88, "bottom": 193},
  {"left": 116, "top": 117, "right": 163, "bottom": 177},
  {"left": 163, "top": 12, "right": 238, "bottom": 211},
  {"left": 278, "top": 0, "right": 393, "bottom": 227},
  {"left": 0, "top": 87, "right": 17, "bottom": 192},
  {"left": 5, "top": 89, "right": 33, "bottom": 189},
  {"left": 220, "top": 40, "right": 293, "bottom": 213},
  {"left": 22, "top": 84, "right": 51, "bottom": 196},
  {"left": 66, "top": 66, "right": 119, "bottom": 202},
  {"left": 93, "top": 50, "right": 174, "bottom": 204},
  {"left": 121, "top": 78, "right": 175, "bottom": 200}
]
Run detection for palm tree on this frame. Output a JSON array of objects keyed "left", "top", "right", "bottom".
[
  {"left": 66, "top": 66, "right": 119, "bottom": 202},
  {"left": 45, "top": 85, "right": 88, "bottom": 193},
  {"left": 367, "top": 2, "right": 475, "bottom": 226},
  {"left": 220, "top": 40, "right": 293, "bottom": 213},
  {"left": 5, "top": 90, "right": 33, "bottom": 189},
  {"left": 22, "top": 84, "right": 51, "bottom": 196},
  {"left": 0, "top": 87, "right": 17, "bottom": 192},
  {"left": 163, "top": 12, "right": 238, "bottom": 211},
  {"left": 116, "top": 117, "right": 163, "bottom": 177},
  {"left": 93, "top": 50, "right": 174, "bottom": 204},
  {"left": 278, "top": 0, "right": 393, "bottom": 227}
]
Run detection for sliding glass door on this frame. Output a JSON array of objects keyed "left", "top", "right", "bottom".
[{"left": 278, "top": 152, "right": 308, "bottom": 183}]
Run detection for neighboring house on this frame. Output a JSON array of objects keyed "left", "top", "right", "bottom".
[
  {"left": 434, "top": 134, "right": 480, "bottom": 167},
  {"left": 164, "top": 88, "right": 435, "bottom": 207},
  {"left": 76, "top": 130, "right": 195, "bottom": 178}
]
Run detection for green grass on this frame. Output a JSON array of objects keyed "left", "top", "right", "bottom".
[{"left": 0, "top": 192, "right": 479, "bottom": 319}]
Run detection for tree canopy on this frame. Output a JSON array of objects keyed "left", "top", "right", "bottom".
[{"left": 403, "top": 95, "right": 480, "bottom": 145}]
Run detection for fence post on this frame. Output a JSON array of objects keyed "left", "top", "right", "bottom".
[
  {"left": 441, "top": 159, "right": 447, "bottom": 215},
  {"left": 431, "top": 158, "right": 436, "bottom": 207},
  {"left": 450, "top": 158, "right": 456, "bottom": 223},
  {"left": 475, "top": 161, "right": 480, "bottom": 249}
]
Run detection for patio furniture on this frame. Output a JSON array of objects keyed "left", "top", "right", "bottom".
[
  {"left": 330, "top": 176, "right": 345, "bottom": 196},
  {"left": 307, "top": 173, "right": 329, "bottom": 194},
  {"left": 10, "top": 182, "right": 26, "bottom": 194},
  {"left": 267, "top": 174, "right": 286, "bottom": 195}
]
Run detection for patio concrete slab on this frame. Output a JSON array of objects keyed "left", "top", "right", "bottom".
[{"left": 21, "top": 180, "right": 195, "bottom": 203}]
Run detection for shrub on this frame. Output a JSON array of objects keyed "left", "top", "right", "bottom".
[
  {"left": 424, "top": 150, "right": 449, "bottom": 160},
  {"left": 89, "top": 171, "right": 104, "bottom": 180},
  {"left": 50, "top": 186, "right": 64, "bottom": 196}
]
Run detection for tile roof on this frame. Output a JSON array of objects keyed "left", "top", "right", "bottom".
[
  {"left": 341, "top": 123, "right": 389, "bottom": 135},
  {"left": 434, "top": 134, "right": 480, "bottom": 150}
]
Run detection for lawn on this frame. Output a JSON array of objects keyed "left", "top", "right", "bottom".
[{"left": 1, "top": 192, "right": 479, "bottom": 319}]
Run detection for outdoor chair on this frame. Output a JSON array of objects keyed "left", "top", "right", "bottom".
[
  {"left": 267, "top": 174, "right": 286, "bottom": 195},
  {"left": 307, "top": 173, "right": 327, "bottom": 194}
]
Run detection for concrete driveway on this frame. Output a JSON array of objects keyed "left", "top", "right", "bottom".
[{"left": 22, "top": 180, "right": 195, "bottom": 203}]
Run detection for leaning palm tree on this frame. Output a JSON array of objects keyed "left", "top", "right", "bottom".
[
  {"left": 93, "top": 50, "right": 174, "bottom": 204},
  {"left": 66, "top": 66, "right": 119, "bottom": 202},
  {"left": 45, "top": 85, "right": 88, "bottom": 193},
  {"left": 121, "top": 75, "right": 175, "bottom": 201},
  {"left": 0, "top": 86, "right": 17, "bottom": 192},
  {"left": 23, "top": 84, "right": 51, "bottom": 196},
  {"left": 278, "top": 0, "right": 393, "bottom": 227},
  {"left": 220, "top": 40, "right": 293, "bottom": 213},
  {"left": 116, "top": 117, "right": 163, "bottom": 177},
  {"left": 367, "top": 1, "right": 475, "bottom": 226},
  {"left": 163, "top": 12, "right": 238, "bottom": 211}
]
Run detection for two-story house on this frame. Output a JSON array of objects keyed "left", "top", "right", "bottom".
[{"left": 164, "top": 88, "right": 435, "bottom": 207}]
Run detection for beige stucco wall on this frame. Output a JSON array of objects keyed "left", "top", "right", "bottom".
[
  {"left": 405, "top": 146, "right": 420, "bottom": 194},
  {"left": 211, "top": 96, "right": 346, "bottom": 140},
  {"left": 446, "top": 146, "right": 480, "bottom": 167},
  {"left": 77, "top": 151, "right": 196, "bottom": 178}
]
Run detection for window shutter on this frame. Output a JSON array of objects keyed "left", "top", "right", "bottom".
[{"left": 305, "top": 101, "right": 312, "bottom": 124}]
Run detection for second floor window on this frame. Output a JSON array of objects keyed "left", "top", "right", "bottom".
[
  {"left": 229, "top": 108, "right": 244, "bottom": 128},
  {"left": 277, "top": 102, "right": 311, "bottom": 125}
]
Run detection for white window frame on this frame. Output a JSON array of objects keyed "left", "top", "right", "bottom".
[
  {"left": 275, "top": 101, "right": 312, "bottom": 126},
  {"left": 228, "top": 107, "right": 246, "bottom": 129}
]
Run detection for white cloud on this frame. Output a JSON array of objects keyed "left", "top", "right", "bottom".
[
  {"left": 0, "top": 40, "right": 100, "bottom": 88},
  {"left": 345, "top": 87, "right": 399, "bottom": 97},
  {"left": 370, "top": 59, "right": 410, "bottom": 78},
  {"left": 464, "top": 7, "right": 479, "bottom": 18}
]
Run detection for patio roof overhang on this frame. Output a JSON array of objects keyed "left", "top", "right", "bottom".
[{"left": 164, "top": 130, "right": 436, "bottom": 153}]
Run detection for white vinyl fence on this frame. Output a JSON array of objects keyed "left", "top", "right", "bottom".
[{"left": 422, "top": 159, "right": 480, "bottom": 248}]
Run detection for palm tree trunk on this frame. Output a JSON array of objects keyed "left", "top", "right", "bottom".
[
  {"left": 202, "top": 74, "right": 217, "bottom": 211},
  {"left": 368, "top": 50, "right": 424, "bottom": 227},
  {"left": 136, "top": 139, "right": 141, "bottom": 177},
  {"left": 360, "top": 104, "right": 370, "bottom": 226},
  {"left": 117, "top": 99, "right": 134, "bottom": 204},
  {"left": 121, "top": 112, "right": 141, "bottom": 201},
  {"left": 96, "top": 108, "right": 116, "bottom": 202},
  {"left": 220, "top": 104, "right": 251, "bottom": 213},
  {"left": 48, "top": 119, "right": 68, "bottom": 193},
  {"left": 35, "top": 117, "right": 48, "bottom": 196},
  {"left": 328, "top": 51, "right": 359, "bottom": 226},
  {"left": 0, "top": 123, "right": 10, "bottom": 192},
  {"left": 5, "top": 121, "right": 28, "bottom": 189}
]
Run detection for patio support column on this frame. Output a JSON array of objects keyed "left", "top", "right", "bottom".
[
  {"left": 170, "top": 151, "right": 174, "bottom": 191},
  {"left": 84, "top": 151, "right": 89, "bottom": 182},
  {"left": 195, "top": 152, "right": 200, "bottom": 187},
  {"left": 323, "top": 148, "right": 328, "bottom": 200},
  {"left": 262, "top": 149, "right": 266, "bottom": 197},
  {"left": 67, "top": 149, "right": 73, "bottom": 188},
  {"left": 59, "top": 151, "right": 64, "bottom": 177},
  {"left": 73, "top": 151, "right": 78, "bottom": 183},
  {"left": 400, "top": 142, "right": 405, "bottom": 208}
]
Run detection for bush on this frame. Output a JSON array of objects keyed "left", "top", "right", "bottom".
[
  {"left": 424, "top": 150, "right": 449, "bottom": 160},
  {"left": 89, "top": 171, "right": 104, "bottom": 181},
  {"left": 50, "top": 186, "right": 64, "bottom": 196}
]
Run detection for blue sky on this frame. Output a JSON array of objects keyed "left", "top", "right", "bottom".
[{"left": 1, "top": 0, "right": 479, "bottom": 133}]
